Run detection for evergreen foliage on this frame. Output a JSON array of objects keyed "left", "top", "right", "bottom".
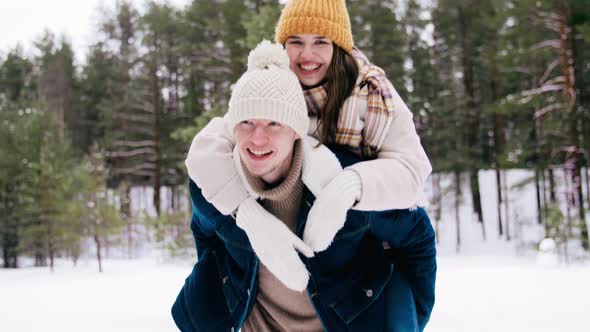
[{"left": 1, "top": 0, "right": 590, "bottom": 267}]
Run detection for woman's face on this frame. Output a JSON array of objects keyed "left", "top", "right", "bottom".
[{"left": 285, "top": 34, "right": 334, "bottom": 87}]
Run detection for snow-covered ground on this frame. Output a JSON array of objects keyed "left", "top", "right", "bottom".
[
  {"left": 2, "top": 169, "right": 589, "bottom": 331},
  {"left": 1, "top": 255, "right": 588, "bottom": 332}
]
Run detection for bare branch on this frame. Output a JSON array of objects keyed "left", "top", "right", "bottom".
[
  {"left": 539, "top": 59, "right": 561, "bottom": 85},
  {"left": 112, "top": 140, "right": 156, "bottom": 148},
  {"left": 534, "top": 103, "right": 564, "bottom": 119},
  {"left": 111, "top": 163, "right": 156, "bottom": 176},
  {"left": 522, "top": 84, "right": 563, "bottom": 96},
  {"left": 531, "top": 40, "right": 561, "bottom": 50},
  {"left": 544, "top": 75, "right": 565, "bottom": 86},
  {"left": 502, "top": 67, "right": 533, "bottom": 75},
  {"left": 107, "top": 148, "right": 156, "bottom": 158},
  {"left": 113, "top": 113, "right": 152, "bottom": 123}
]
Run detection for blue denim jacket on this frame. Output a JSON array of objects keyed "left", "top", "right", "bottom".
[{"left": 172, "top": 154, "right": 436, "bottom": 332}]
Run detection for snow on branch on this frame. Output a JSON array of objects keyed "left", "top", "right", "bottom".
[
  {"left": 111, "top": 163, "right": 156, "bottom": 176},
  {"left": 534, "top": 103, "right": 564, "bottom": 119},
  {"left": 112, "top": 113, "right": 152, "bottom": 124},
  {"left": 539, "top": 59, "right": 561, "bottom": 85},
  {"left": 106, "top": 148, "right": 156, "bottom": 158},
  {"left": 112, "top": 140, "right": 156, "bottom": 148},
  {"left": 531, "top": 40, "right": 561, "bottom": 50},
  {"left": 522, "top": 84, "right": 563, "bottom": 96}
]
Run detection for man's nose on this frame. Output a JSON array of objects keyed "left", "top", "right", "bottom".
[{"left": 250, "top": 126, "right": 270, "bottom": 145}]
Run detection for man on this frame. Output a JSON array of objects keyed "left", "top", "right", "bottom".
[{"left": 172, "top": 41, "right": 436, "bottom": 332}]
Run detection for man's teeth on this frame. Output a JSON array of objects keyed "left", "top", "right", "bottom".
[
  {"left": 301, "top": 64, "right": 320, "bottom": 71},
  {"left": 249, "top": 149, "right": 272, "bottom": 156}
]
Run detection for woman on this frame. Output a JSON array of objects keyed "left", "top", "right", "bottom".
[{"left": 185, "top": 0, "right": 431, "bottom": 252}]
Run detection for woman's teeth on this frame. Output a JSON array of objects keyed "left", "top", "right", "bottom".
[{"left": 300, "top": 64, "right": 320, "bottom": 71}]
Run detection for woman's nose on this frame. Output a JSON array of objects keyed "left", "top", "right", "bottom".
[{"left": 300, "top": 44, "right": 314, "bottom": 60}]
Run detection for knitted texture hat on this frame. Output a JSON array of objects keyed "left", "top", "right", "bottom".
[
  {"left": 275, "top": 0, "right": 353, "bottom": 53},
  {"left": 226, "top": 40, "right": 309, "bottom": 137}
]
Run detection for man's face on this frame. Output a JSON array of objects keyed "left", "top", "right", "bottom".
[{"left": 234, "top": 119, "right": 298, "bottom": 184}]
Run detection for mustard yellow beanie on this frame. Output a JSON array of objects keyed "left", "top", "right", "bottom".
[{"left": 275, "top": 0, "right": 353, "bottom": 53}]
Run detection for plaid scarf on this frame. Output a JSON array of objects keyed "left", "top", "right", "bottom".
[{"left": 303, "top": 48, "right": 396, "bottom": 158}]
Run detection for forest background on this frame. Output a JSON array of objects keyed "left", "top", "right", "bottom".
[{"left": 1, "top": 0, "right": 590, "bottom": 271}]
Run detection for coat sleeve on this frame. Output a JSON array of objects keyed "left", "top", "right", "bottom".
[
  {"left": 347, "top": 86, "right": 432, "bottom": 211},
  {"left": 185, "top": 116, "right": 249, "bottom": 215},
  {"left": 171, "top": 179, "right": 230, "bottom": 332},
  {"left": 187, "top": 178, "right": 225, "bottom": 256},
  {"left": 368, "top": 207, "right": 437, "bottom": 331}
]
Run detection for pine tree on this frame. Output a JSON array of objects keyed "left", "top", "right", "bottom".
[
  {"left": 0, "top": 48, "right": 40, "bottom": 268},
  {"left": 349, "top": 0, "right": 408, "bottom": 96}
]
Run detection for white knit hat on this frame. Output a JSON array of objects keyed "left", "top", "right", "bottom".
[{"left": 226, "top": 40, "right": 309, "bottom": 137}]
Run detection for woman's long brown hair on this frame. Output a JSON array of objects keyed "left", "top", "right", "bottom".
[{"left": 316, "top": 44, "right": 359, "bottom": 146}]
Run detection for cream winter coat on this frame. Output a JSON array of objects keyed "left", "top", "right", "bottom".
[{"left": 185, "top": 87, "right": 431, "bottom": 215}]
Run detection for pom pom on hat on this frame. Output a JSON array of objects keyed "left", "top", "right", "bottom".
[
  {"left": 247, "top": 40, "right": 290, "bottom": 71},
  {"left": 226, "top": 40, "right": 309, "bottom": 138}
]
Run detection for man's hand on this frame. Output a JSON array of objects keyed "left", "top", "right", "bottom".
[
  {"left": 303, "top": 170, "right": 362, "bottom": 252},
  {"left": 236, "top": 197, "right": 314, "bottom": 292}
]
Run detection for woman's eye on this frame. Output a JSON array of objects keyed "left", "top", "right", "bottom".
[
  {"left": 269, "top": 121, "right": 281, "bottom": 127},
  {"left": 287, "top": 40, "right": 302, "bottom": 45}
]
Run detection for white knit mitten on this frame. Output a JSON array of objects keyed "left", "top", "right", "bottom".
[
  {"left": 236, "top": 197, "right": 314, "bottom": 291},
  {"left": 303, "top": 170, "right": 362, "bottom": 252}
]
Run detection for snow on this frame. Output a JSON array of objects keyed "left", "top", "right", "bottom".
[
  {"left": 1, "top": 255, "right": 588, "bottom": 332},
  {"left": 0, "top": 258, "right": 190, "bottom": 332},
  {"left": 2, "top": 168, "right": 589, "bottom": 331},
  {"left": 428, "top": 256, "right": 589, "bottom": 332}
]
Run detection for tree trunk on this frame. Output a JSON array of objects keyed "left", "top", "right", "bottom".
[
  {"left": 496, "top": 168, "right": 504, "bottom": 237},
  {"left": 47, "top": 223, "right": 55, "bottom": 273},
  {"left": 563, "top": 169, "right": 571, "bottom": 264},
  {"left": 535, "top": 168, "right": 544, "bottom": 225},
  {"left": 455, "top": 171, "right": 462, "bottom": 253},
  {"left": 470, "top": 170, "right": 486, "bottom": 240},
  {"left": 121, "top": 185, "right": 133, "bottom": 259},
  {"left": 540, "top": 168, "right": 550, "bottom": 236},
  {"left": 432, "top": 174, "right": 442, "bottom": 244},
  {"left": 558, "top": 0, "right": 588, "bottom": 249},
  {"left": 457, "top": 5, "right": 484, "bottom": 230},
  {"left": 548, "top": 168, "right": 557, "bottom": 202},
  {"left": 94, "top": 233, "right": 103, "bottom": 273},
  {"left": 586, "top": 167, "right": 590, "bottom": 221},
  {"left": 503, "top": 171, "right": 510, "bottom": 241},
  {"left": 491, "top": 49, "right": 505, "bottom": 239},
  {"left": 151, "top": 64, "right": 161, "bottom": 217},
  {"left": 34, "top": 232, "right": 47, "bottom": 267},
  {"left": 2, "top": 223, "right": 19, "bottom": 268}
]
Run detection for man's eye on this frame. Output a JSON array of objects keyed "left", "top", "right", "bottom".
[
  {"left": 315, "top": 40, "right": 328, "bottom": 45},
  {"left": 287, "top": 40, "right": 302, "bottom": 45},
  {"left": 269, "top": 121, "right": 281, "bottom": 127}
]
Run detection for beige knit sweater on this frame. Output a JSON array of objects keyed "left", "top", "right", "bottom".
[{"left": 240, "top": 140, "right": 323, "bottom": 332}]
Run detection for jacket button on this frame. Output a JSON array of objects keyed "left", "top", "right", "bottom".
[
  {"left": 222, "top": 276, "right": 228, "bottom": 284},
  {"left": 231, "top": 328, "right": 234, "bottom": 332},
  {"left": 365, "top": 289, "right": 373, "bottom": 297},
  {"left": 247, "top": 289, "right": 251, "bottom": 296}
]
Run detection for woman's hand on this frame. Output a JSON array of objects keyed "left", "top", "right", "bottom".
[{"left": 303, "top": 170, "right": 361, "bottom": 252}]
